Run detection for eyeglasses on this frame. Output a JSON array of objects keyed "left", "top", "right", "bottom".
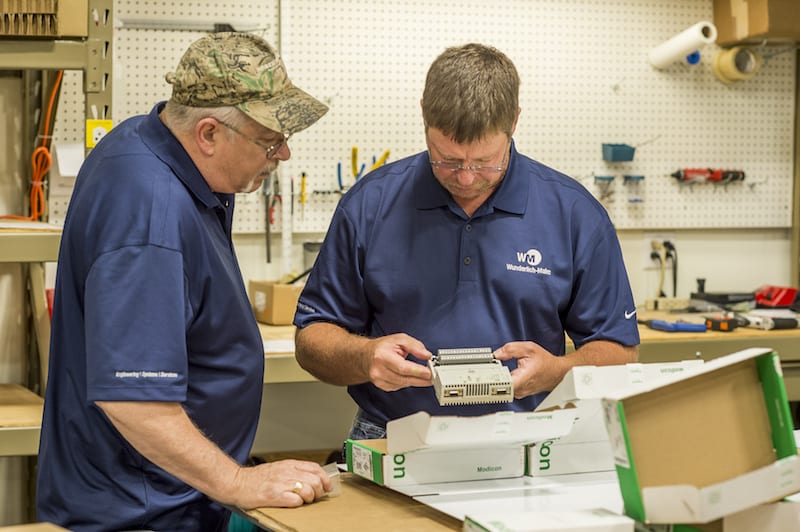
[
  {"left": 429, "top": 140, "right": 510, "bottom": 177},
  {"left": 214, "top": 118, "right": 290, "bottom": 159}
]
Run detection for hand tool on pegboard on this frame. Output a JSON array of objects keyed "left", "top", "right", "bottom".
[{"left": 671, "top": 168, "right": 745, "bottom": 183}]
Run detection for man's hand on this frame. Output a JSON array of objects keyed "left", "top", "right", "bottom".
[
  {"left": 233, "top": 459, "right": 333, "bottom": 509},
  {"left": 295, "top": 323, "right": 432, "bottom": 389},
  {"left": 492, "top": 341, "right": 566, "bottom": 399},
  {"left": 493, "top": 340, "right": 638, "bottom": 399},
  {"left": 97, "top": 401, "right": 333, "bottom": 510},
  {"left": 362, "top": 333, "right": 433, "bottom": 391}
]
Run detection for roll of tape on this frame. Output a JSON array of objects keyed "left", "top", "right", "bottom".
[{"left": 713, "top": 47, "right": 762, "bottom": 84}]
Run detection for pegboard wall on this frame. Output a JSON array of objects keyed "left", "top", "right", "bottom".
[{"left": 49, "top": 0, "right": 796, "bottom": 232}]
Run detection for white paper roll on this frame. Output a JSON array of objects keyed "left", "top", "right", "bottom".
[{"left": 648, "top": 21, "right": 718, "bottom": 69}]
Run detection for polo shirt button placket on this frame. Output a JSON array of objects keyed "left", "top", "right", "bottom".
[{"left": 463, "top": 257, "right": 472, "bottom": 265}]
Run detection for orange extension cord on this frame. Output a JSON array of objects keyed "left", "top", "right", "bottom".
[{"left": 1, "top": 69, "right": 64, "bottom": 222}]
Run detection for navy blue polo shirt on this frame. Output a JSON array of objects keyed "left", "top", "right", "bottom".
[
  {"left": 37, "top": 103, "right": 264, "bottom": 531},
  {"left": 295, "top": 142, "right": 639, "bottom": 424}
]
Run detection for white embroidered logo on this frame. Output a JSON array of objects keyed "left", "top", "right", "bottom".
[
  {"left": 506, "top": 248, "right": 551, "bottom": 276},
  {"left": 517, "top": 249, "right": 542, "bottom": 266}
]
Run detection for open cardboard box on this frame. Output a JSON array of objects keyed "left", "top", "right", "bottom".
[
  {"left": 248, "top": 280, "right": 303, "bottom": 325},
  {"left": 0, "top": 0, "right": 87, "bottom": 37},
  {"left": 676, "top": 498, "right": 800, "bottom": 532},
  {"left": 602, "top": 347, "right": 799, "bottom": 524},
  {"left": 528, "top": 360, "right": 703, "bottom": 477},
  {"left": 346, "top": 409, "right": 576, "bottom": 487},
  {"left": 713, "top": 0, "right": 800, "bottom": 45}
]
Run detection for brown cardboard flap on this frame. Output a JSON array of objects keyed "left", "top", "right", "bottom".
[
  {"left": 243, "top": 473, "right": 460, "bottom": 531},
  {"left": 714, "top": 0, "right": 800, "bottom": 44},
  {"left": 624, "top": 358, "right": 775, "bottom": 489}
]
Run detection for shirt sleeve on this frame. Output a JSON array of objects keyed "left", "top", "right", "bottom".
[
  {"left": 294, "top": 206, "right": 371, "bottom": 333},
  {"left": 565, "top": 220, "right": 640, "bottom": 348},
  {"left": 85, "top": 244, "right": 188, "bottom": 402}
]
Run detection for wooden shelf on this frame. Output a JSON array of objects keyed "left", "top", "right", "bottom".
[
  {"left": 0, "top": 224, "right": 61, "bottom": 263},
  {"left": 0, "top": 384, "right": 44, "bottom": 457}
]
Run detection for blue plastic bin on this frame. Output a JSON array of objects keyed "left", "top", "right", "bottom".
[{"left": 602, "top": 143, "right": 635, "bottom": 162}]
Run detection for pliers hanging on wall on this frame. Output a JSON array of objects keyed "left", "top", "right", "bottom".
[{"left": 345, "top": 147, "right": 391, "bottom": 188}]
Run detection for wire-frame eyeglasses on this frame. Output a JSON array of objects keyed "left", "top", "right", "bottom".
[
  {"left": 429, "top": 140, "right": 510, "bottom": 177},
  {"left": 214, "top": 118, "right": 290, "bottom": 160}
]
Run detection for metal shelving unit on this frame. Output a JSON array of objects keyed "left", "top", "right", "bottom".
[
  {"left": 0, "top": 0, "right": 112, "bottom": 459},
  {"left": 0, "top": 229, "right": 61, "bottom": 263},
  {"left": 0, "top": 0, "right": 114, "bottom": 142},
  {"left": 0, "top": 227, "right": 60, "bottom": 456}
]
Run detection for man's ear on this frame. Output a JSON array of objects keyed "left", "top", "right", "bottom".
[{"left": 194, "top": 117, "right": 222, "bottom": 156}]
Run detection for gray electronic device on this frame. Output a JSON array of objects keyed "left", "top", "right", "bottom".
[{"left": 429, "top": 347, "right": 514, "bottom": 406}]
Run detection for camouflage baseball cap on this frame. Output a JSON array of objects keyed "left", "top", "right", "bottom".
[{"left": 165, "top": 32, "right": 328, "bottom": 136}]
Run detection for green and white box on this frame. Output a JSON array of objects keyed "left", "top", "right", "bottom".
[
  {"left": 346, "top": 438, "right": 526, "bottom": 487},
  {"left": 346, "top": 409, "right": 576, "bottom": 486},
  {"left": 529, "top": 361, "right": 702, "bottom": 477},
  {"left": 602, "top": 347, "right": 799, "bottom": 524}
]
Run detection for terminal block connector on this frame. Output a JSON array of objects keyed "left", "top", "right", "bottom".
[{"left": 430, "top": 347, "right": 514, "bottom": 406}]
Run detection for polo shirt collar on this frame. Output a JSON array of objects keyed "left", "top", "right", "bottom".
[
  {"left": 140, "top": 102, "right": 222, "bottom": 210},
  {"left": 414, "top": 140, "right": 528, "bottom": 216}
]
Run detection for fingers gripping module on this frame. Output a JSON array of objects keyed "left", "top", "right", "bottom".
[{"left": 429, "top": 348, "right": 513, "bottom": 406}]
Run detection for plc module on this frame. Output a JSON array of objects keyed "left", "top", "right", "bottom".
[{"left": 429, "top": 347, "right": 514, "bottom": 406}]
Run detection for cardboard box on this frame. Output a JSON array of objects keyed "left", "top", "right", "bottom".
[
  {"left": 463, "top": 508, "right": 634, "bottom": 532},
  {"left": 0, "top": 0, "right": 88, "bottom": 37},
  {"left": 602, "top": 347, "right": 800, "bottom": 524},
  {"left": 713, "top": 0, "right": 800, "bottom": 45},
  {"left": 679, "top": 499, "right": 800, "bottom": 532},
  {"left": 346, "top": 438, "right": 526, "bottom": 487},
  {"left": 528, "top": 361, "right": 703, "bottom": 477},
  {"left": 528, "top": 440, "right": 615, "bottom": 477},
  {"left": 248, "top": 280, "right": 303, "bottom": 325},
  {"left": 57, "top": 0, "right": 88, "bottom": 37},
  {"left": 345, "top": 409, "right": 577, "bottom": 486},
  {"left": 536, "top": 360, "right": 705, "bottom": 415}
]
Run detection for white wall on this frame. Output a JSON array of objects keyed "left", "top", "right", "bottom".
[{"left": 619, "top": 228, "right": 792, "bottom": 303}]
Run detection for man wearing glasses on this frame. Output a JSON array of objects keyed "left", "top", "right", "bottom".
[
  {"left": 294, "top": 43, "right": 639, "bottom": 441},
  {"left": 38, "top": 33, "right": 333, "bottom": 531}
]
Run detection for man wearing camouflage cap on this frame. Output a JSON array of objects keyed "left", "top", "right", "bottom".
[{"left": 37, "top": 32, "right": 330, "bottom": 531}]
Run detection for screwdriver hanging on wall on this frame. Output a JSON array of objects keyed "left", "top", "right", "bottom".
[{"left": 671, "top": 168, "right": 745, "bottom": 183}]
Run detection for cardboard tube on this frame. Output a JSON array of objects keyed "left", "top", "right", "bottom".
[
  {"left": 649, "top": 21, "right": 718, "bottom": 69},
  {"left": 713, "top": 47, "right": 762, "bottom": 84}
]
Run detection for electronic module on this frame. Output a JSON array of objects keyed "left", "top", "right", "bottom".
[{"left": 429, "top": 347, "right": 513, "bottom": 406}]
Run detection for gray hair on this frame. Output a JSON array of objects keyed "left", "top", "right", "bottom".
[{"left": 161, "top": 101, "right": 248, "bottom": 140}]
